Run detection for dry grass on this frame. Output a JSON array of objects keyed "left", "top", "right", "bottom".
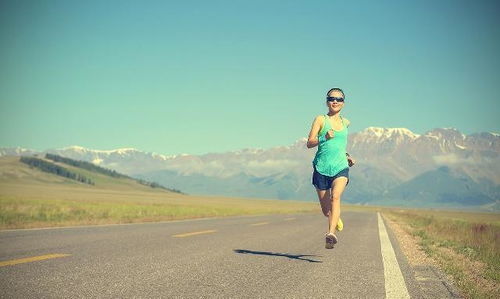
[
  {"left": 0, "top": 156, "right": 318, "bottom": 229},
  {"left": 383, "top": 209, "right": 500, "bottom": 299},
  {"left": 0, "top": 182, "right": 319, "bottom": 229},
  {"left": 2, "top": 158, "right": 323, "bottom": 230}
]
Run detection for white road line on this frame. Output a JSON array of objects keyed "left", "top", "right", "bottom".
[{"left": 377, "top": 212, "right": 410, "bottom": 299}]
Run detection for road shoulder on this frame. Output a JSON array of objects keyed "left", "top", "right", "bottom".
[{"left": 381, "top": 214, "right": 461, "bottom": 298}]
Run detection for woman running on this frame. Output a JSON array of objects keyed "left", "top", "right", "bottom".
[{"left": 306, "top": 87, "right": 355, "bottom": 249}]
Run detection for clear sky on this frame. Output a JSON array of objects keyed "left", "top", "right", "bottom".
[{"left": 1, "top": 0, "right": 499, "bottom": 155}]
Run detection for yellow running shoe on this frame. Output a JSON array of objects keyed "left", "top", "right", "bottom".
[{"left": 336, "top": 218, "right": 343, "bottom": 232}]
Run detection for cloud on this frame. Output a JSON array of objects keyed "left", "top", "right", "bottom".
[
  {"left": 432, "top": 154, "right": 475, "bottom": 165},
  {"left": 164, "top": 158, "right": 301, "bottom": 178},
  {"left": 432, "top": 154, "right": 460, "bottom": 164},
  {"left": 245, "top": 159, "right": 300, "bottom": 175}
]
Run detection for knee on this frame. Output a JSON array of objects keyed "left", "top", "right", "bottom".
[{"left": 330, "top": 194, "right": 341, "bottom": 203}]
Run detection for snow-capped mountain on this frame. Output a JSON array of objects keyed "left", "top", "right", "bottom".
[
  {"left": 2, "top": 127, "right": 499, "bottom": 210},
  {"left": 0, "top": 147, "right": 39, "bottom": 157},
  {"left": 42, "top": 145, "right": 178, "bottom": 175},
  {"left": 348, "top": 127, "right": 499, "bottom": 182}
]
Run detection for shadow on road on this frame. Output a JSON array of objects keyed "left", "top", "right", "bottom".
[{"left": 233, "top": 249, "right": 322, "bottom": 263}]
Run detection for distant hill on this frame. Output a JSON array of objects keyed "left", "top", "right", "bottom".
[
  {"left": 382, "top": 166, "right": 497, "bottom": 208},
  {"left": 42, "top": 153, "right": 181, "bottom": 193},
  {"left": 45, "top": 153, "right": 128, "bottom": 179},
  {"left": 1, "top": 127, "right": 499, "bottom": 211},
  {"left": 20, "top": 156, "right": 95, "bottom": 185},
  {"left": 0, "top": 155, "right": 181, "bottom": 194}
]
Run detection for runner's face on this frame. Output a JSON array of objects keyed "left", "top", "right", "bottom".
[{"left": 326, "top": 90, "right": 344, "bottom": 112}]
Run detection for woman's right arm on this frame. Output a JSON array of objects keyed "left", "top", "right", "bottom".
[{"left": 306, "top": 116, "right": 323, "bottom": 148}]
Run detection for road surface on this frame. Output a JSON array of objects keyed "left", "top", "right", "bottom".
[{"left": 0, "top": 211, "right": 458, "bottom": 298}]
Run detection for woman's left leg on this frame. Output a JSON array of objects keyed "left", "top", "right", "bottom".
[
  {"left": 316, "top": 188, "right": 332, "bottom": 217},
  {"left": 328, "top": 176, "right": 348, "bottom": 235}
]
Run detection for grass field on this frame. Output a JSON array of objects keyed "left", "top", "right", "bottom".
[
  {"left": 0, "top": 182, "right": 320, "bottom": 229},
  {"left": 383, "top": 208, "right": 500, "bottom": 299},
  {"left": 0, "top": 156, "right": 318, "bottom": 229}
]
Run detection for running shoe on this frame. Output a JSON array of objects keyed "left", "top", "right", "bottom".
[
  {"left": 325, "top": 232, "right": 338, "bottom": 249},
  {"left": 336, "top": 218, "right": 343, "bottom": 232}
]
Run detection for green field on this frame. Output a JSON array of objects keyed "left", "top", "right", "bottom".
[{"left": 0, "top": 156, "right": 318, "bottom": 229}]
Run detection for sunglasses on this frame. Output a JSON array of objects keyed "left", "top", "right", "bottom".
[{"left": 326, "top": 96, "right": 344, "bottom": 103}]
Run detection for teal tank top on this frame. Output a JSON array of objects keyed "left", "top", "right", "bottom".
[{"left": 312, "top": 115, "right": 349, "bottom": 176}]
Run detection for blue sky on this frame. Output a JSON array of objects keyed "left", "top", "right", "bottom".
[{"left": 1, "top": 0, "right": 499, "bottom": 155}]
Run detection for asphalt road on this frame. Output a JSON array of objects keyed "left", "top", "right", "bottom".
[{"left": 0, "top": 211, "right": 459, "bottom": 298}]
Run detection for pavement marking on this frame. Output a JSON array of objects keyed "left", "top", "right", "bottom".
[
  {"left": 250, "top": 222, "right": 269, "bottom": 226},
  {"left": 284, "top": 218, "right": 296, "bottom": 221},
  {"left": 172, "top": 230, "right": 217, "bottom": 238},
  {"left": 0, "top": 254, "right": 71, "bottom": 267},
  {"left": 378, "top": 212, "right": 410, "bottom": 299}
]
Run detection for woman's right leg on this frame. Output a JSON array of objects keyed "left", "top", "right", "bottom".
[{"left": 316, "top": 187, "right": 343, "bottom": 234}]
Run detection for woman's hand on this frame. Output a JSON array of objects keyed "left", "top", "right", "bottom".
[
  {"left": 326, "top": 130, "right": 335, "bottom": 140},
  {"left": 347, "top": 156, "right": 355, "bottom": 167}
]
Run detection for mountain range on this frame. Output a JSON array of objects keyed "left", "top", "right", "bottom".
[{"left": 1, "top": 127, "right": 499, "bottom": 210}]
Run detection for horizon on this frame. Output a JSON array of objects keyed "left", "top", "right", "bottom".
[
  {"left": 1, "top": 1, "right": 499, "bottom": 155},
  {"left": 2, "top": 126, "right": 498, "bottom": 156}
]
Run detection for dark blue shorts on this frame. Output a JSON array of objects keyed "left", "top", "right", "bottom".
[{"left": 312, "top": 167, "right": 349, "bottom": 190}]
